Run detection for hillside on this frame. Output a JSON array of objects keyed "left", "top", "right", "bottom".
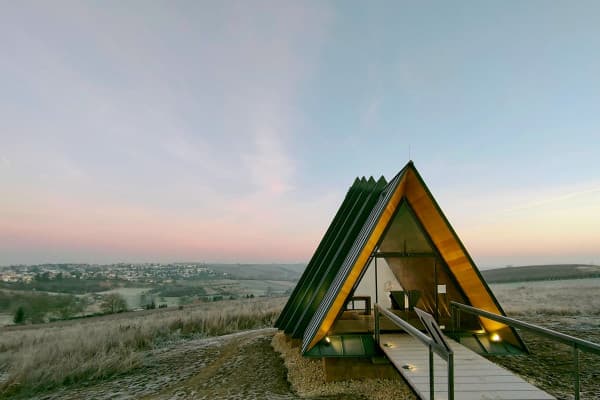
[
  {"left": 28, "top": 328, "right": 296, "bottom": 400},
  {"left": 4, "top": 279, "right": 599, "bottom": 399},
  {"left": 0, "top": 298, "right": 413, "bottom": 400},
  {"left": 481, "top": 264, "right": 600, "bottom": 283},
  {"left": 209, "top": 263, "right": 306, "bottom": 281}
]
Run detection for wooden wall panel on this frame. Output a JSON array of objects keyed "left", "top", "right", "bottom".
[{"left": 404, "top": 169, "right": 519, "bottom": 346}]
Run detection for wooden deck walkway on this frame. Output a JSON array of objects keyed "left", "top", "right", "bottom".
[{"left": 379, "top": 334, "right": 555, "bottom": 400}]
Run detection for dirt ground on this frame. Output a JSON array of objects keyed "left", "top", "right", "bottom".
[{"left": 29, "top": 329, "right": 294, "bottom": 400}]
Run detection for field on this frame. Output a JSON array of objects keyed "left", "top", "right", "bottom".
[
  {"left": 487, "top": 279, "right": 600, "bottom": 399},
  {"left": 1, "top": 277, "right": 599, "bottom": 399},
  {"left": 96, "top": 287, "right": 152, "bottom": 309},
  {"left": 490, "top": 278, "right": 600, "bottom": 316},
  {"left": 482, "top": 264, "right": 600, "bottom": 283}
]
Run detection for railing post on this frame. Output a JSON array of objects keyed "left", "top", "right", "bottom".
[
  {"left": 447, "top": 352, "right": 454, "bottom": 400},
  {"left": 573, "top": 344, "right": 580, "bottom": 400},
  {"left": 374, "top": 304, "right": 380, "bottom": 345},
  {"left": 429, "top": 344, "right": 434, "bottom": 400},
  {"left": 379, "top": 305, "right": 459, "bottom": 400}
]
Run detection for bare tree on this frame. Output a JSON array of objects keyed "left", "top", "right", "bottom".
[{"left": 101, "top": 293, "right": 127, "bottom": 314}]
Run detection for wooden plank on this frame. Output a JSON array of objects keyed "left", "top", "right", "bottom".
[
  {"left": 419, "top": 391, "right": 555, "bottom": 400},
  {"left": 410, "top": 375, "right": 526, "bottom": 384},
  {"left": 425, "top": 382, "right": 545, "bottom": 391},
  {"left": 379, "top": 334, "right": 555, "bottom": 400}
]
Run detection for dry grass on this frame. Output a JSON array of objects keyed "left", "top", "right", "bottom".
[
  {"left": 487, "top": 280, "right": 600, "bottom": 399},
  {"left": 490, "top": 280, "right": 600, "bottom": 316},
  {"left": 0, "top": 297, "right": 286, "bottom": 398},
  {"left": 3, "top": 278, "right": 599, "bottom": 399}
]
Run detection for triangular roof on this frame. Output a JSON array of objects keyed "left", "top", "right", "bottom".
[
  {"left": 276, "top": 161, "right": 525, "bottom": 354},
  {"left": 275, "top": 176, "right": 388, "bottom": 337}
]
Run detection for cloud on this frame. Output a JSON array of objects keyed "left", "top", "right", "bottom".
[
  {"left": 242, "top": 111, "right": 295, "bottom": 195},
  {"left": 359, "top": 96, "right": 381, "bottom": 131},
  {"left": 503, "top": 186, "right": 600, "bottom": 213},
  {"left": 434, "top": 179, "right": 600, "bottom": 268},
  {"left": 0, "top": 1, "right": 336, "bottom": 264}
]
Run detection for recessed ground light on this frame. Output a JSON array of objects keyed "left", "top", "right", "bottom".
[
  {"left": 402, "top": 364, "right": 416, "bottom": 370},
  {"left": 490, "top": 333, "right": 501, "bottom": 342}
]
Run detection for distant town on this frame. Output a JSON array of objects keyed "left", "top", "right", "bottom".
[
  {"left": 0, "top": 262, "right": 303, "bottom": 326},
  {"left": 0, "top": 262, "right": 226, "bottom": 284}
]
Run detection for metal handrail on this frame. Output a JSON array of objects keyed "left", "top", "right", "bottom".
[
  {"left": 450, "top": 301, "right": 600, "bottom": 400},
  {"left": 375, "top": 303, "right": 454, "bottom": 400},
  {"left": 450, "top": 301, "right": 600, "bottom": 355},
  {"left": 376, "top": 305, "right": 448, "bottom": 359}
]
